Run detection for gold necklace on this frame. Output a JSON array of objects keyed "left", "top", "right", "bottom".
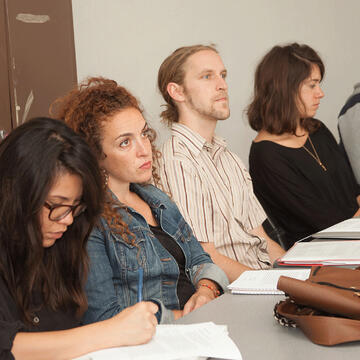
[{"left": 302, "top": 136, "right": 327, "bottom": 171}]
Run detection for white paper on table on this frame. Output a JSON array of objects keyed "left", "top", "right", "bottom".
[
  {"left": 314, "top": 218, "right": 360, "bottom": 238},
  {"left": 279, "top": 240, "right": 360, "bottom": 264},
  {"left": 74, "top": 322, "right": 241, "bottom": 360},
  {"left": 228, "top": 269, "right": 311, "bottom": 294}
]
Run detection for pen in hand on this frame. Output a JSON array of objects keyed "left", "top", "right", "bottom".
[{"left": 137, "top": 267, "right": 143, "bottom": 302}]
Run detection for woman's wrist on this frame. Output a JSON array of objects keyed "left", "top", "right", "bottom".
[{"left": 196, "top": 280, "right": 220, "bottom": 298}]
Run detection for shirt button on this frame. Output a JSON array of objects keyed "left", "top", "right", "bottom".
[{"left": 33, "top": 316, "right": 40, "bottom": 324}]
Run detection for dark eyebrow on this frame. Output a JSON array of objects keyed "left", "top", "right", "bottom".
[
  {"left": 47, "top": 195, "right": 82, "bottom": 203},
  {"left": 115, "top": 123, "right": 148, "bottom": 141},
  {"left": 307, "top": 75, "right": 321, "bottom": 81}
]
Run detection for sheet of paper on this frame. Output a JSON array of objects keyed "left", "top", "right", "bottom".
[
  {"left": 74, "top": 322, "right": 241, "bottom": 360},
  {"left": 315, "top": 218, "right": 360, "bottom": 238},
  {"left": 228, "top": 269, "right": 311, "bottom": 294},
  {"left": 279, "top": 240, "right": 360, "bottom": 265}
]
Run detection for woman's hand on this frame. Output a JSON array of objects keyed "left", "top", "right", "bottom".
[
  {"left": 106, "top": 301, "right": 158, "bottom": 347},
  {"left": 182, "top": 280, "right": 219, "bottom": 316},
  {"left": 11, "top": 301, "right": 159, "bottom": 360},
  {"left": 172, "top": 309, "right": 184, "bottom": 320}
]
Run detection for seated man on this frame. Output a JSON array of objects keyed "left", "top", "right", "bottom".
[
  {"left": 338, "top": 82, "right": 360, "bottom": 185},
  {"left": 157, "top": 44, "right": 285, "bottom": 282}
]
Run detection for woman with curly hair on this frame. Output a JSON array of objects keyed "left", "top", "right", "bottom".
[
  {"left": 247, "top": 43, "right": 360, "bottom": 249},
  {"left": 53, "top": 77, "right": 228, "bottom": 324},
  {"left": 0, "top": 117, "right": 158, "bottom": 360}
]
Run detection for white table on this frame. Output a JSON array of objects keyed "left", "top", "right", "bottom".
[{"left": 177, "top": 293, "right": 360, "bottom": 359}]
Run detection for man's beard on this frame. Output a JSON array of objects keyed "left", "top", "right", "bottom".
[{"left": 185, "top": 91, "right": 230, "bottom": 121}]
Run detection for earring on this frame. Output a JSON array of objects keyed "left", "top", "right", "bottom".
[{"left": 102, "top": 168, "right": 109, "bottom": 188}]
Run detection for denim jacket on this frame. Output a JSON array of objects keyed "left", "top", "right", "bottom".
[{"left": 83, "top": 184, "right": 228, "bottom": 324}]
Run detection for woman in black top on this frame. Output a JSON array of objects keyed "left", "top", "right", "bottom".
[
  {"left": 0, "top": 118, "right": 157, "bottom": 360},
  {"left": 247, "top": 43, "right": 360, "bottom": 249}
]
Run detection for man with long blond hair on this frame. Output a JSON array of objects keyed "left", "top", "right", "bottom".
[{"left": 157, "top": 45, "right": 284, "bottom": 282}]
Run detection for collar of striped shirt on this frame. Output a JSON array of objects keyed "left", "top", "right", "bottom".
[{"left": 171, "top": 123, "right": 227, "bottom": 157}]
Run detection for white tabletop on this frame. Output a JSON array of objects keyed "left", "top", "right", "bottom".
[{"left": 177, "top": 293, "right": 360, "bottom": 360}]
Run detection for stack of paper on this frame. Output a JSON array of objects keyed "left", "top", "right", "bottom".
[
  {"left": 74, "top": 322, "right": 242, "bottom": 360},
  {"left": 278, "top": 240, "right": 360, "bottom": 266},
  {"left": 313, "top": 218, "right": 360, "bottom": 239},
  {"left": 228, "top": 269, "right": 311, "bottom": 294}
]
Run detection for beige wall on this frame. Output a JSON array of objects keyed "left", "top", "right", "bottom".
[{"left": 71, "top": 0, "right": 360, "bottom": 164}]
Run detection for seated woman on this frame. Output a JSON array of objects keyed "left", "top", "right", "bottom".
[
  {"left": 53, "top": 77, "right": 229, "bottom": 324},
  {"left": 247, "top": 43, "right": 360, "bottom": 250},
  {"left": 0, "top": 118, "right": 158, "bottom": 360}
]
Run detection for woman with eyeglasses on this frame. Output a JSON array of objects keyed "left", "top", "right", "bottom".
[
  {"left": 53, "top": 77, "right": 229, "bottom": 324},
  {"left": 0, "top": 117, "right": 157, "bottom": 360}
]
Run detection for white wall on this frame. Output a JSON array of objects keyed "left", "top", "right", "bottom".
[{"left": 71, "top": 0, "right": 360, "bottom": 164}]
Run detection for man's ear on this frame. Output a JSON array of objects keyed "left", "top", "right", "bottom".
[{"left": 167, "top": 82, "right": 185, "bottom": 102}]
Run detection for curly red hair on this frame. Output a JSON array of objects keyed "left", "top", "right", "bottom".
[{"left": 51, "top": 77, "right": 161, "bottom": 244}]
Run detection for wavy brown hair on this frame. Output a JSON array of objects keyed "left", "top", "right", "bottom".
[
  {"left": 0, "top": 118, "right": 103, "bottom": 325},
  {"left": 158, "top": 44, "right": 218, "bottom": 126},
  {"left": 51, "top": 77, "right": 161, "bottom": 244},
  {"left": 247, "top": 43, "right": 325, "bottom": 135}
]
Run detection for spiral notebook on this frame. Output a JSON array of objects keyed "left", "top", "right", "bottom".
[{"left": 228, "top": 269, "right": 311, "bottom": 295}]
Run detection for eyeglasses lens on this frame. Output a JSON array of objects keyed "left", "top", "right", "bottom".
[{"left": 49, "top": 204, "right": 86, "bottom": 221}]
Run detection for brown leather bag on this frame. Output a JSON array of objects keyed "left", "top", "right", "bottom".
[{"left": 274, "top": 266, "right": 360, "bottom": 345}]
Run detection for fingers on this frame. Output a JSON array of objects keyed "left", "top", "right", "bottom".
[
  {"left": 182, "top": 304, "right": 191, "bottom": 316},
  {"left": 118, "top": 302, "right": 158, "bottom": 345},
  {"left": 171, "top": 309, "right": 184, "bottom": 320},
  {"left": 136, "top": 302, "right": 159, "bottom": 328},
  {"left": 145, "top": 301, "right": 159, "bottom": 315},
  {"left": 183, "top": 293, "right": 211, "bottom": 315},
  {"left": 182, "top": 298, "right": 194, "bottom": 315}
]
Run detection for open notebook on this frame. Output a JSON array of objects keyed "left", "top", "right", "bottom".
[{"left": 227, "top": 269, "right": 311, "bottom": 294}]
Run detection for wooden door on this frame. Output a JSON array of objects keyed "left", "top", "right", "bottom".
[{"left": 0, "top": 0, "right": 77, "bottom": 134}]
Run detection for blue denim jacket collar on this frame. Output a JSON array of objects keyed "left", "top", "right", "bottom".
[
  {"left": 130, "top": 183, "right": 167, "bottom": 210},
  {"left": 108, "top": 183, "right": 167, "bottom": 212}
]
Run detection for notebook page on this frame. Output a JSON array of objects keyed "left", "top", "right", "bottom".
[
  {"left": 73, "top": 322, "right": 242, "bottom": 360},
  {"left": 315, "top": 218, "right": 360, "bottom": 238},
  {"left": 228, "top": 269, "right": 311, "bottom": 294},
  {"left": 280, "top": 240, "right": 360, "bottom": 263}
]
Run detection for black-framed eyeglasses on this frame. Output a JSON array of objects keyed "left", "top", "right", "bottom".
[{"left": 44, "top": 202, "right": 86, "bottom": 221}]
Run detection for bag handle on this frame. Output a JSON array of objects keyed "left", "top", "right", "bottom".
[{"left": 277, "top": 275, "right": 360, "bottom": 319}]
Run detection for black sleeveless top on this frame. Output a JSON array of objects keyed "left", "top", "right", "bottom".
[{"left": 249, "top": 122, "right": 360, "bottom": 249}]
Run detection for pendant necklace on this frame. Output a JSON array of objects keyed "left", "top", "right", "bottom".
[{"left": 302, "top": 136, "right": 327, "bottom": 171}]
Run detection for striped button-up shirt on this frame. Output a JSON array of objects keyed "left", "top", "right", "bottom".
[{"left": 158, "top": 123, "right": 271, "bottom": 269}]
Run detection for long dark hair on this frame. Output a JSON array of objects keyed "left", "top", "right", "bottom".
[
  {"left": 247, "top": 43, "right": 325, "bottom": 134},
  {"left": 0, "top": 117, "right": 103, "bottom": 324}
]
